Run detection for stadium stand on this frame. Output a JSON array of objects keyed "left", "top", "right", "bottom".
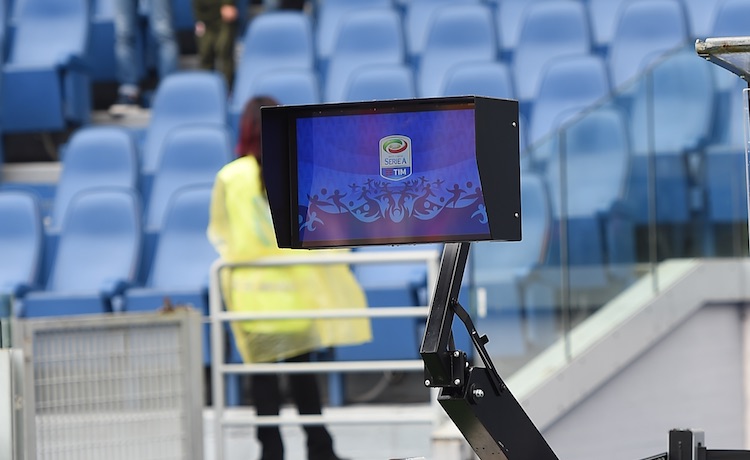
[
  {"left": 251, "top": 68, "right": 321, "bottom": 105},
  {"left": 416, "top": 3, "right": 496, "bottom": 98},
  {"left": 586, "top": 0, "right": 629, "bottom": 55},
  {"left": 323, "top": 7, "right": 405, "bottom": 103},
  {"left": 1, "top": 0, "right": 91, "bottom": 133},
  {"left": 403, "top": 0, "right": 477, "bottom": 65},
  {"left": 16, "top": 188, "right": 142, "bottom": 317},
  {"left": 0, "top": 190, "right": 43, "bottom": 298}
]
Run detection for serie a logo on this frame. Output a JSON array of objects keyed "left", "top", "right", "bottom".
[{"left": 379, "top": 135, "right": 412, "bottom": 181}]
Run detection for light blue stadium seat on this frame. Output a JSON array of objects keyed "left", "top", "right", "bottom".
[
  {"left": 17, "top": 188, "right": 142, "bottom": 318},
  {"left": 403, "top": 0, "right": 478, "bottom": 64},
  {"left": 343, "top": 65, "right": 416, "bottom": 102},
  {"left": 607, "top": 0, "right": 689, "bottom": 92},
  {"left": 145, "top": 124, "right": 232, "bottom": 234},
  {"left": 251, "top": 68, "right": 321, "bottom": 105},
  {"left": 511, "top": 0, "right": 592, "bottom": 104},
  {"left": 527, "top": 54, "right": 611, "bottom": 164},
  {"left": 586, "top": 0, "right": 629, "bottom": 54},
  {"left": 543, "top": 106, "right": 635, "bottom": 305},
  {"left": 493, "top": 0, "right": 546, "bottom": 59},
  {"left": 682, "top": 0, "right": 720, "bottom": 39},
  {"left": 1, "top": 0, "right": 91, "bottom": 133},
  {"left": 323, "top": 8, "right": 405, "bottom": 103},
  {"left": 440, "top": 61, "right": 514, "bottom": 99},
  {"left": 140, "top": 70, "right": 227, "bottom": 196},
  {"left": 626, "top": 49, "right": 715, "bottom": 229},
  {"left": 471, "top": 172, "right": 557, "bottom": 356},
  {"left": 417, "top": 3, "right": 496, "bottom": 98},
  {"left": 314, "top": 0, "right": 394, "bottom": 69},
  {"left": 230, "top": 11, "right": 314, "bottom": 122},
  {"left": 0, "top": 190, "right": 43, "bottom": 298},
  {"left": 125, "top": 185, "right": 217, "bottom": 360},
  {"left": 49, "top": 126, "right": 139, "bottom": 232}
]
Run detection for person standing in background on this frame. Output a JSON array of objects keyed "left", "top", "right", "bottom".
[
  {"left": 208, "top": 95, "right": 372, "bottom": 460},
  {"left": 193, "top": 0, "right": 238, "bottom": 91},
  {"left": 109, "top": 0, "right": 179, "bottom": 116}
]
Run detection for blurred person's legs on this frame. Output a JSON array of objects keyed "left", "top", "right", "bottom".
[
  {"left": 252, "top": 372, "right": 285, "bottom": 460},
  {"left": 112, "top": 0, "right": 141, "bottom": 114},
  {"left": 147, "top": 0, "right": 179, "bottom": 79},
  {"left": 215, "top": 20, "right": 237, "bottom": 90}
]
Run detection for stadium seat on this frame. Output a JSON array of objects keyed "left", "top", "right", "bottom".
[
  {"left": 607, "top": 0, "right": 689, "bottom": 92},
  {"left": 470, "top": 171, "right": 556, "bottom": 357},
  {"left": 624, "top": 49, "right": 714, "bottom": 258},
  {"left": 315, "top": 0, "right": 394, "bottom": 68},
  {"left": 140, "top": 70, "right": 227, "bottom": 194},
  {"left": 527, "top": 54, "right": 611, "bottom": 164},
  {"left": 89, "top": 0, "right": 123, "bottom": 83},
  {"left": 0, "top": 190, "right": 43, "bottom": 298},
  {"left": 494, "top": 0, "right": 545, "bottom": 60},
  {"left": 145, "top": 125, "right": 232, "bottom": 234},
  {"left": 682, "top": 0, "right": 720, "bottom": 39},
  {"left": 586, "top": 0, "right": 629, "bottom": 54},
  {"left": 417, "top": 3, "right": 496, "bottom": 98},
  {"left": 440, "top": 61, "right": 514, "bottom": 99},
  {"left": 403, "top": 0, "right": 478, "bottom": 64},
  {"left": 543, "top": 106, "right": 635, "bottom": 305},
  {"left": 1, "top": 0, "right": 91, "bottom": 133},
  {"left": 323, "top": 8, "right": 405, "bottom": 103},
  {"left": 511, "top": 0, "right": 592, "bottom": 104},
  {"left": 343, "top": 65, "right": 416, "bottom": 102},
  {"left": 124, "top": 185, "right": 217, "bottom": 361},
  {"left": 230, "top": 11, "right": 314, "bottom": 121},
  {"left": 17, "top": 188, "right": 142, "bottom": 317},
  {"left": 251, "top": 68, "right": 321, "bottom": 105},
  {"left": 48, "top": 126, "right": 138, "bottom": 232}
]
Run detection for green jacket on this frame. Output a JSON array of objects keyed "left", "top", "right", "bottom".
[{"left": 192, "top": 0, "right": 234, "bottom": 23}]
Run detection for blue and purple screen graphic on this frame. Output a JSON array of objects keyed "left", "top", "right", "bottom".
[{"left": 296, "top": 108, "right": 490, "bottom": 246}]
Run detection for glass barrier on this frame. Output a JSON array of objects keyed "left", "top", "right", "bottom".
[{"left": 467, "top": 45, "right": 750, "bottom": 376}]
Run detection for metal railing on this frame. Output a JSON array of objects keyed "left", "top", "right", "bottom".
[{"left": 208, "top": 249, "right": 442, "bottom": 460}]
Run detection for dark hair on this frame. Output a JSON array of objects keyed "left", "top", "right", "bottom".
[{"left": 236, "top": 95, "right": 280, "bottom": 164}]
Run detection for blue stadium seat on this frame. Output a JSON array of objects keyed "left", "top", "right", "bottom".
[
  {"left": 0, "top": 190, "right": 43, "bottom": 298},
  {"left": 323, "top": 8, "right": 405, "bottom": 103},
  {"left": 145, "top": 125, "right": 232, "bottom": 234},
  {"left": 124, "top": 185, "right": 217, "bottom": 363},
  {"left": 493, "top": 0, "right": 545, "bottom": 60},
  {"left": 682, "top": 0, "right": 720, "bottom": 39},
  {"left": 626, "top": 49, "right": 714, "bottom": 226},
  {"left": 315, "top": 0, "right": 394, "bottom": 67},
  {"left": 49, "top": 126, "right": 138, "bottom": 232},
  {"left": 470, "top": 172, "right": 556, "bottom": 356},
  {"left": 527, "top": 54, "right": 611, "bottom": 164},
  {"left": 417, "top": 3, "right": 496, "bottom": 98},
  {"left": 511, "top": 0, "right": 592, "bottom": 104},
  {"left": 343, "top": 65, "right": 416, "bottom": 102},
  {"left": 140, "top": 70, "right": 227, "bottom": 193},
  {"left": 88, "top": 0, "right": 122, "bottom": 83},
  {"left": 586, "top": 0, "right": 629, "bottom": 54},
  {"left": 1, "top": 0, "right": 91, "bottom": 133},
  {"left": 543, "top": 106, "right": 635, "bottom": 302},
  {"left": 607, "top": 0, "right": 689, "bottom": 92},
  {"left": 230, "top": 11, "right": 314, "bottom": 121},
  {"left": 403, "top": 0, "right": 478, "bottom": 64},
  {"left": 251, "top": 68, "right": 321, "bottom": 105},
  {"left": 17, "top": 188, "right": 142, "bottom": 317},
  {"left": 440, "top": 61, "right": 514, "bottom": 99}
]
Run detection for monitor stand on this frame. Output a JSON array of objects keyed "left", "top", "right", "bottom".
[{"left": 419, "top": 242, "right": 559, "bottom": 460}]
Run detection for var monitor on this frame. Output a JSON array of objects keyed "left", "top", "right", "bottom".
[{"left": 261, "top": 96, "right": 521, "bottom": 249}]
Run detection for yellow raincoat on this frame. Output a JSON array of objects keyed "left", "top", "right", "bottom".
[{"left": 207, "top": 156, "right": 372, "bottom": 363}]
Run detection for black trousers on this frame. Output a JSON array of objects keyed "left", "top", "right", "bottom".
[{"left": 251, "top": 352, "right": 336, "bottom": 460}]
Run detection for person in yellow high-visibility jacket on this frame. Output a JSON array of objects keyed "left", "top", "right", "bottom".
[{"left": 208, "top": 95, "right": 371, "bottom": 460}]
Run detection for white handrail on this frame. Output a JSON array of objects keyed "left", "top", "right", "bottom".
[{"left": 208, "top": 249, "right": 442, "bottom": 460}]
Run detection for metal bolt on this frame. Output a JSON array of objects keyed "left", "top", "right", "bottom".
[
  {"left": 453, "top": 351, "right": 460, "bottom": 358},
  {"left": 424, "top": 379, "right": 431, "bottom": 387},
  {"left": 472, "top": 388, "right": 485, "bottom": 399},
  {"left": 512, "top": 121, "right": 517, "bottom": 128},
  {"left": 514, "top": 212, "right": 519, "bottom": 218},
  {"left": 454, "top": 378, "right": 461, "bottom": 386}
]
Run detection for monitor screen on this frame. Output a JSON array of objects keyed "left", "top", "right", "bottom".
[
  {"left": 262, "top": 96, "right": 521, "bottom": 249},
  {"left": 293, "top": 106, "right": 491, "bottom": 248}
]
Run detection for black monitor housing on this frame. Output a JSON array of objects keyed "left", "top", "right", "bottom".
[{"left": 261, "top": 96, "right": 558, "bottom": 460}]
